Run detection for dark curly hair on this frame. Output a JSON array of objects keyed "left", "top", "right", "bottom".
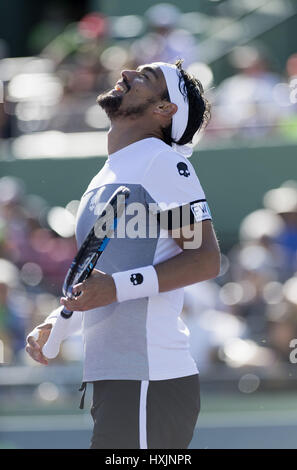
[{"left": 161, "top": 59, "right": 211, "bottom": 147}]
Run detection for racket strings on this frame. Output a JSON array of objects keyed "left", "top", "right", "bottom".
[{"left": 62, "top": 190, "right": 129, "bottom": 297}]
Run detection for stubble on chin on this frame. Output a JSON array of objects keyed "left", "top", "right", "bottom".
[
  {"left": 96, "top": 90, "right": 158, "bottom": 120},
  {"left": 96, "top": 90, "right": 123, "bottom": 119}
]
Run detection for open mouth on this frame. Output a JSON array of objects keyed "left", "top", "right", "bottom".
[{"left": 114, "top": 78, "right": 130, "bottom": 93}]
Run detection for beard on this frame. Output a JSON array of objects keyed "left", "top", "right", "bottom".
[
  {"left": 96, "top": 89, "right": 123, "bottom": 119},
  {"left": 96, "top": 90, "right": 158, "bottom": 120}
]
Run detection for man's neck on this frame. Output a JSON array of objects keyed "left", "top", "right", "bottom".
[{"left": 107, "top": 121, "right": 163, "bottom": 155}]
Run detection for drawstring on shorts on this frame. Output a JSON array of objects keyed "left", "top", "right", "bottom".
[{"left": 78, "top": 382, "right": 87, "bottom": 409}]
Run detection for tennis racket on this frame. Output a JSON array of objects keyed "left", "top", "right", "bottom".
[{"left": 41, "top": 185, "right": 130, "bottom": 359}]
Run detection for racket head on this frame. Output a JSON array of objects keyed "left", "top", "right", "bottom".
[{"left": 62, "top": 185, "right": 130, "bottom": 298}]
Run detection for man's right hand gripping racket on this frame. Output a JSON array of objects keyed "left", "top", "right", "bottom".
[{"left": 41, "top": 186, "right": 130, "bottom": 359}]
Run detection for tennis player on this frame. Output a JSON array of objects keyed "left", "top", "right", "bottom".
[{"left": 26, "top": 60, "right": 220, "bottom": 449}]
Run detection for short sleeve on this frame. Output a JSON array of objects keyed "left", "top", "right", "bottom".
[{"left": 142, "top": 150, "right": 212, "bottom": 229}]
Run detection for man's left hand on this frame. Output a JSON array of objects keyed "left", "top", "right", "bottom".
[{"left": 60, "top": 269, "right": 117, "bottom": 311}]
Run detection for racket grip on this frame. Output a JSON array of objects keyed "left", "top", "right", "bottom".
[{"left": 42, "top": 311, "right": 71, "bottom": 359}]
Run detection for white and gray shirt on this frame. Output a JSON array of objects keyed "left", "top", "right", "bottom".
[{"left": 47, "top": 137, "right": 212, "bottom": 382}]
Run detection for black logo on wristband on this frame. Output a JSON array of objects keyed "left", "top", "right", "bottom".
[{"left": 130, "top": 273, "right": 143, "bottom": 286}]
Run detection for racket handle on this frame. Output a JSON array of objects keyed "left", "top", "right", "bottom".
[
  {"left": 61, "top": 308, "right": 74, "bottom": 319},
  {"left": 42, "top": 309, "right": 71, "bottom": 359}
]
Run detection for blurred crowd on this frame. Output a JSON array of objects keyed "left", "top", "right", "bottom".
[
  {"left": 183, "top": 180, "right": 297, "bottom": 372},
  {"left": 0, "top": 176, "right": 77, "bottom": 364},
  {"left": 0, "top": 3, "right": 296, "bottom": 145}
]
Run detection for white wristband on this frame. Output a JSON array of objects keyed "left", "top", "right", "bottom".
[{"left": 112, "top": 265, "right": 159, "bottom": 302}]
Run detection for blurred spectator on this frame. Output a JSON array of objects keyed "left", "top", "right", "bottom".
[
  {"left": 182, "top": 280, "right": 247, "bottom": 372},
  {"left": 263, "top": 182, "right": 297, "bottom": 278},
  {"left": 0, "top": 176, "right": 76, "bottom": 363},
  {"left": 50, "top": 63, "right": 100, "bottom": 133},
  {"left": 0, "top": 258, "right": 34, "bottom": 364},
  {"left": 267, "top": 276, "right": 297, "bottom": 361},
  {"left": 130, "top": 3, "right": 197, "bottom": 68},
  {"left": 277, "top": 52, "right": 297, "bottom": 140},
  {"left": 226, "top": 207, "right": 288, "bottom": 342},
  {"left": 0, "top": 259, "right": 19, "bottom": 363},
  {"left": 211, "top": 45, "right": 283, "bottom": 138}
]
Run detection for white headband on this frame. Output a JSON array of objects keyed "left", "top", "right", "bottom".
[{"left": 152, "top": 62, "right": 193, "bottom": 157}]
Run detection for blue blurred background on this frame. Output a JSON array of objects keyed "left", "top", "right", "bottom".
[{"left": 1, "top": 0, "right": 297, "bottom": 449}]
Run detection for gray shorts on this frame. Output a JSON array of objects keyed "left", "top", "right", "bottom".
[{"left": 89, "top": 374, "right": 200, "bottom": 449}]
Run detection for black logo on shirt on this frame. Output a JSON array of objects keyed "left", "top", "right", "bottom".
[
  {"left": 130, "top": 273, "right": 143, "bottom": 286},
  {"left": 177, "top": 162, "right": 190, "bottom": 177}
]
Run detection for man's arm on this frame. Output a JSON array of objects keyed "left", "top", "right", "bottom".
[
  {"left": 156, "top": 219, "right": 221, "bottom": 292},
  {"left": 60, "top": 220, "right": 220, "bottom": 311}
]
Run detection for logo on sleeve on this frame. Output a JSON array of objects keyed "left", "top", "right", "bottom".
[
  {"left": 130, "top": 273, "right": 143, "bottom": 286},
  {"left": 190, "top": 201, "right": 212, "bottom": 222},
  {"left": 177, "top": 162, "right": 190, "bottom": 178}
]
